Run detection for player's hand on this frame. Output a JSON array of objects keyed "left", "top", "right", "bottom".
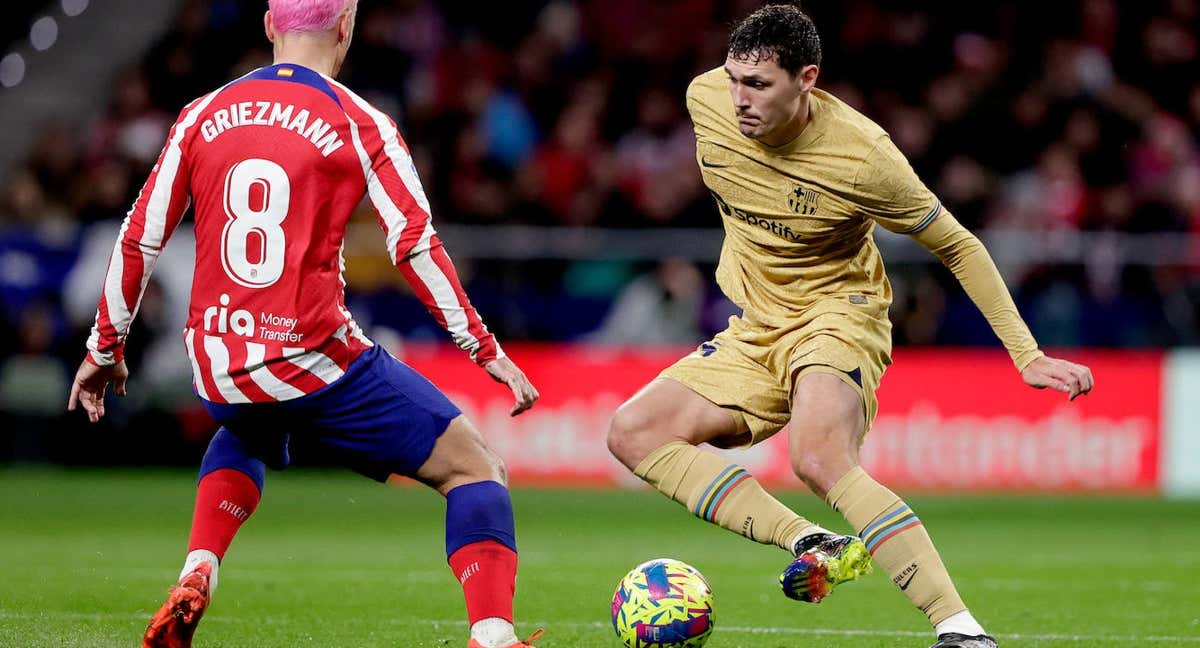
[
  {"left": 484, "top": 356, "right": 539, "bottom": 416},
  {"left": 67, "top": 359, "right": 129, "bottom": 423},
  {"left": 1021, "top": 355, "right": 1093, "bottom": 401}
]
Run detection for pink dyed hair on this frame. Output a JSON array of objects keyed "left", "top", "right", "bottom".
[{"left": 268, "top": 0, "right": 357, "bottom": 34}]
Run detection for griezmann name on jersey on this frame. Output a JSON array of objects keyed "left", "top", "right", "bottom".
[{"left": 87, "top": 65, "right": 501, "bottom": 404}]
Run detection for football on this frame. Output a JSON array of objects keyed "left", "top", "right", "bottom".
[{"left": 610, "top": 558, "right": 715, "bottom": 648}]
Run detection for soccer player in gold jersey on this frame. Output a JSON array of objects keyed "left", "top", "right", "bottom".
[{"left": 606, "top": 5, "right": 1094, "bottom": 648}]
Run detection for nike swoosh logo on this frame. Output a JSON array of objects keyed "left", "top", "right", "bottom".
[
  {"left": 898, "top": 570, "right": 918, "bottom": 591},
  {"left": 701, "top": 156, "right": 729, "bottom": 168}
]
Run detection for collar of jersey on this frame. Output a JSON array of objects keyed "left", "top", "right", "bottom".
[
  {"left": 751, "top": 89, "right": 826, "bottom": 156},
  {"left": 238, "top": 63, "right": 343, "bottom": 108}
]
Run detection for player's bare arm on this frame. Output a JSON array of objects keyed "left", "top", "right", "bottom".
[{"left": 67, "top": 359, "right": 129, "bottom": 423}]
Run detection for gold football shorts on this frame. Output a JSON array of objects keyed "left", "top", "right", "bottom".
[{"left": 660, "top": 299, "right": 891, "bottom": 448}]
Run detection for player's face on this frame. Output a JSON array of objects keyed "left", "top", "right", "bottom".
[{"left": 725, "top": 54, "right": 816, "bottom": 143}]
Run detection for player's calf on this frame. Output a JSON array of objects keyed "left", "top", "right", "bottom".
[
  {"left": 422, "top": 418, "right": 530, "bottom": 648},
  {"left": 827, "top": 467, "right": 993, "bottom": 640},
  {"left": 446, "top": 481, "right": 524, "bottom": 648}
]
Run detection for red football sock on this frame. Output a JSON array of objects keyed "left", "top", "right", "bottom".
[
  {"left": 448, "top": 540, "right": 518, "bottom": 623},
  {"left": 187, "top": 468, "right": 261, "bottom": 559}
]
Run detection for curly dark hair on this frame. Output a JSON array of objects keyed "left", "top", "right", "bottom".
[{"left": 727, "top": 4, "right": 822, "bottom": 75}]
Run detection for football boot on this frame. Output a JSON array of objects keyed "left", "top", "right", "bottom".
[{"left": 780, "top": 533, "right": 873, "bottom": 603}]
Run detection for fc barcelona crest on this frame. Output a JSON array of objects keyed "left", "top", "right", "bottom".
[{"left": 787, "top": 183, "right": 821, "bottom": 215}]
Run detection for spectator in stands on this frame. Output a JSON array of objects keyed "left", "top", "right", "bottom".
[{"left": 587, "top": 258, "right": 706, "bottom": 346}]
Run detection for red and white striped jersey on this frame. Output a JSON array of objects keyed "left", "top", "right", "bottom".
[{"left": 86, "top": 64, "right": 502, "bottom": 403}]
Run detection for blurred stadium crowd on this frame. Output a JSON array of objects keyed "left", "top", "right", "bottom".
[{"left": 1, "top": 0, "right": 1199, "bottom": 458}]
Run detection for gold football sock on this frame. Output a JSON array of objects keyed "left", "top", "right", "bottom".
[
  {"left": 635, "top": 441, "right": 821, "bottom": 552},
  {"left": 826, "top": 466, "right": 966, "bottom": 625}
]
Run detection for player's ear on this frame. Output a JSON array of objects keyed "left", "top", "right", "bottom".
[
  {"left": 797, "top": 64, "right": 819, "bottom": 92},
  {"left": 264, "top": 11, "right": 276, "bottom": 44},
  {"left": 337, "top": 9, "right": 355, "bottom": 46}
]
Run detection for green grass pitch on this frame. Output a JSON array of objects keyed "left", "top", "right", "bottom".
[{"left": 1, "top": 468, "right": 1198, "bottom": 647}]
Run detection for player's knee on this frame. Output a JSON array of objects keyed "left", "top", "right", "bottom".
[
  {"left": 462, "top": 434, "right": 507, "bottom": 486},
  {"left": 606, "top": 408, "right": 637, "bottom": 467},
  {"left": 789, "top": 453, "right": 840, "bottom": 497},
  {"left": 422, "top": 417, "right": 507, "bottom": 491},
  {"left": 789, "top": 421, "right": 857, "bottom": 496},
  {"left": 607, "top": 404, "right": 658, "bottom": 469},
  {"left": 487, "top": 447, "right": 509, "bottom": 486}
]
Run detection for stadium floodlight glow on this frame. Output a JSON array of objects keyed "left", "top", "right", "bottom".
[
  {"left": 61, "top": 0, "right": 88, "bottom": 17},
  {"left": 30, "top": 16, "right": 58, "bottom": 51},
  {"left": 0, "top": 53, "right": 25, "bottom": 88}
]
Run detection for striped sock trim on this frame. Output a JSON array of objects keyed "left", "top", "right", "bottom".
[
  {"left": 693, "top": 466, "right": 750, "bottom": 522},
  {"left": 692, "top": 465, "right": 738, "bottom": 517},
  {"left": 707, "top": 473, "right": 753, "bottom": 522},
  {"left": 860, "top": 505, "right": 923, "bottom": 554},
  {"left": 859, "top": 505, "right": 912, "bottom": 538},
  {"left": 866, "top": 519, "right": 924, "bottom": 555}
]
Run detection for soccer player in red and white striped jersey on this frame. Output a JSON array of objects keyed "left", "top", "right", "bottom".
[
  {"left": 82, "top": 23, "right": 495, "bottom": 404},
  {"left": 68, "top": 2, "right": 542, "bottom": 647}
]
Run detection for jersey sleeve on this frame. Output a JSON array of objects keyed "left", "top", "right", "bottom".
[
  {"left": 910, "top": 212, "right": 1043, "bottom": 370},
  {"left": 853, "top": 135, "right": 943, "bottom": 235},
  {"left": 339, "top": 91, "right": 502, "bottom": 365},
  {"left": 85, "top": 97, "right": 206, "bottom": 366},
  {"left": 395, "top": 237, "right": 502, "bottom": 364}
]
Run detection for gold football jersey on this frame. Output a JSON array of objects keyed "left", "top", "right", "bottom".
[
  {"left": 687, "top": 67, "right": 941, "bottom": 321},
  {"left": 686, "top": 67, "right": 1042, "bottom": 369}
]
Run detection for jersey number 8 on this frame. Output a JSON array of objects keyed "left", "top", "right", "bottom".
[{"left": 221, "top": 158, "right": 290, "bottom": 288}]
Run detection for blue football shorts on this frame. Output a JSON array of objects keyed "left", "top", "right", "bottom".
[{"left": 200, "top": 344, "right": 462, "bottom": 481}]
